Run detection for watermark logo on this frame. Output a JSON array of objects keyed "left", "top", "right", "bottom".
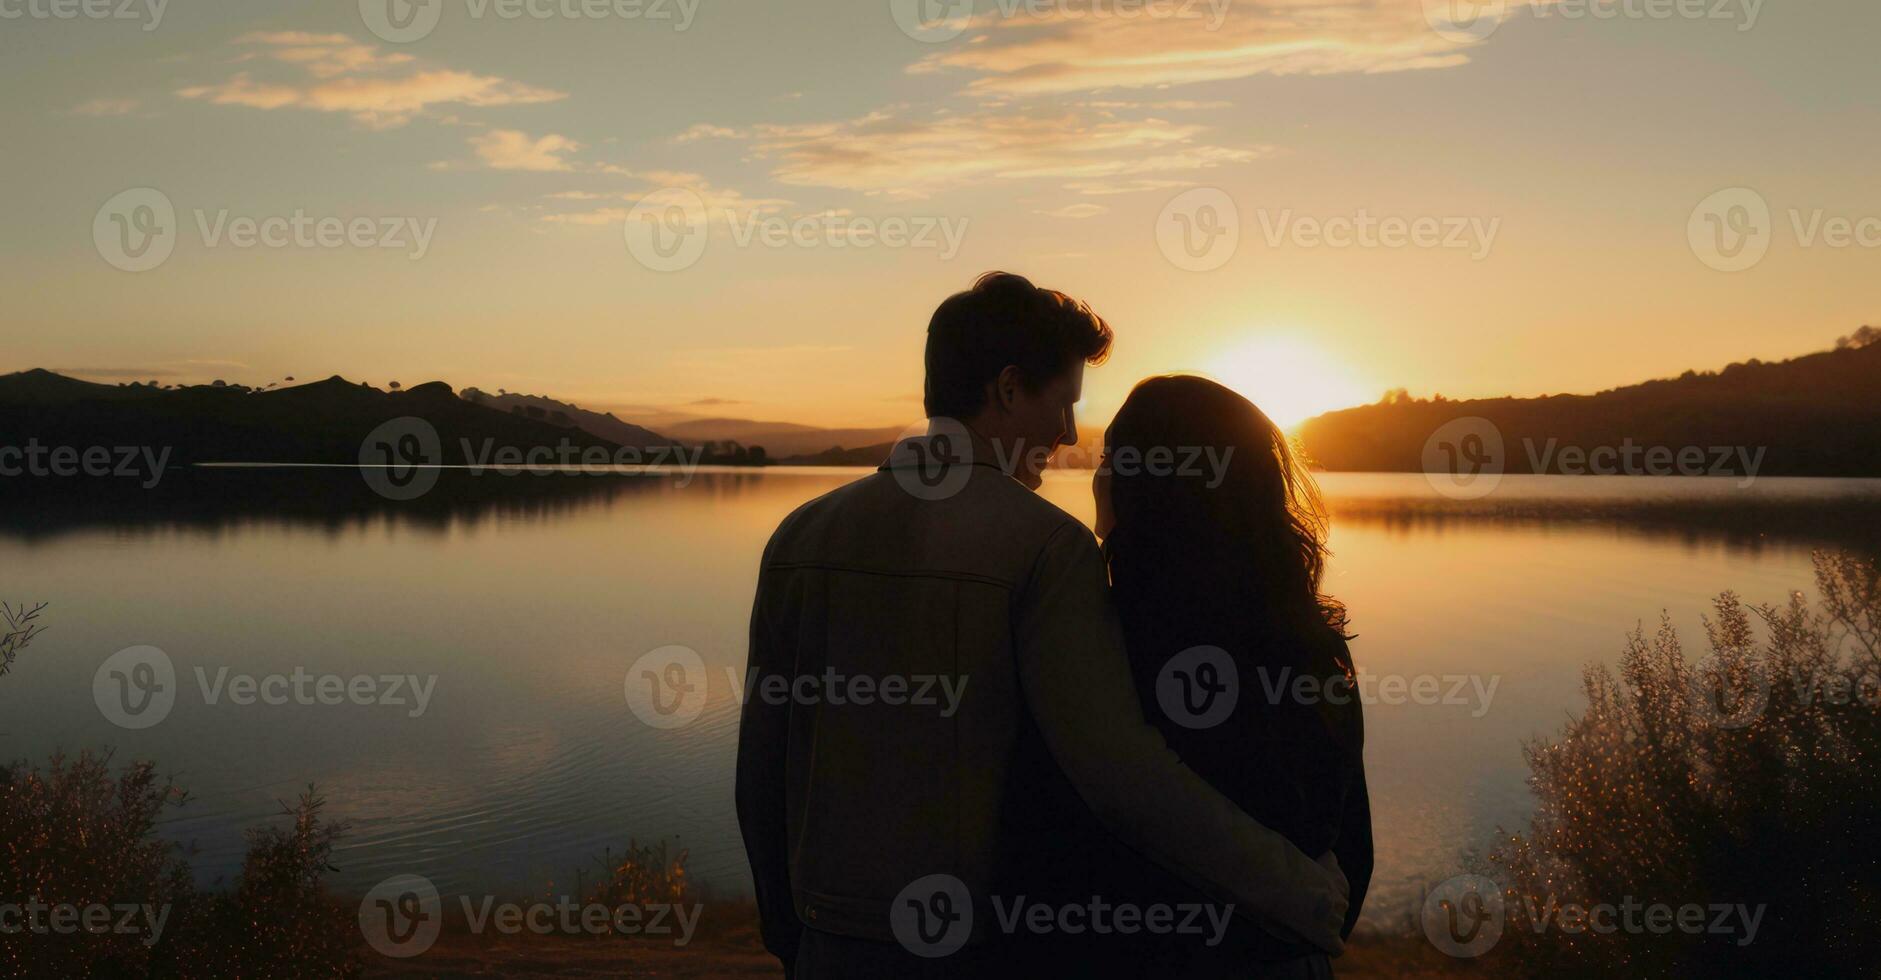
[
  {"left": 1534, "top": 0, "right": 1762, "bottom": 30},
  {"left": 93, "top": 645, "right": 177, "bottom": 730},
  {"left": 1690, "top": 186, "right": 1881, "bottom": 273},
  {"left": 624, "top": 187, "right": 710, "bottom": 271},
  {"left": 888, "top": 416, "right": 976, "bottom": 501},
  {"left": 0, "top": 901, "right": 171, "bottom": 947},
  {"left": 1155, "top": 645, "right": 1238, "bottom": 729},
  {"left": 1687, "top": 652, "right": 1768, "bottom": 730},
  {"left": 359, "top": 0, "right": 443, "bottom": 41},
  {"left": 1157, "top": 187, "right": 1239, "bottom": 272},
  {"left": 0, "top": 442, "right": 171, "bottom": 487},
  {"left": 1688, "top": 187, "right": 1772, "bottom": 273},
  {"left": 1422, "top": 874, "right": 1767, "bottom": 956},
  {"left": 1421, "top": 0, "right": 1506, "bottom": 43},
  {"left": 0, "top": 0, "right": 167, "bottom": 30},
  {"left": 360, "top": 417, "right": 443, "bottom": 500},
  {"left": 889, "top": 0, "right": 973, "bottom": 42},
  {"left": 891, "top": 873, "right": 974, "bottom": 958},
  {"left": 359, "top": 874, "right": 443, "bottom": 958},
  {"left": 1422, "top": 873, "right": 1505, "bottom": 958},
  {"left": 94, "top": 647, "right": 438, "bottom": 729},
  {"left": 1251, "top": 666, "right": 1500, "bottom": 718},
  {"left": 1423, "top": 417, "right": 1767, "bottom": 494},
  {"left": 623, "top": 192, "right": 969, "bottom": 271},
  {"left": 1257, "top": 208, "right": 1501, "bottom": 260},
  {"left": 361, "top": 0, "right": 697, "bottom": 42},
  {"left": 94, "top": 188, "right": 177, "bottom": 273},
  {"left": 93, "top": 189, "right": 438, "bottom": 272},
  {"left": 625, "top": 645, "right": 709, "bottom": 729},
  {"left": 1422, "top": 417, "right": 1505, "bottom": 500}
]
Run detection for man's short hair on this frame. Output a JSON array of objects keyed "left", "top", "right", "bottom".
[{"left": 923, "top": 271, "right": 1115, "bottom": 419}]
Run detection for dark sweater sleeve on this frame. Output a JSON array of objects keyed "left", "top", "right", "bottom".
[{"left": 734, "top": 552, "right": 800, "bottom": 972}]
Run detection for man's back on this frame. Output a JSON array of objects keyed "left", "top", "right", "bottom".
[{"left": 738, "top": 443, "right": 1098, "bottom": 950}]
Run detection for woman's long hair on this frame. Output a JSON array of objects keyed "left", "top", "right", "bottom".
[{"left": 1102, "top": 375, "right": 1350, "bottom": 664}]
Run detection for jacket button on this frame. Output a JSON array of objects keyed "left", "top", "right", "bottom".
[{"left": 805, "top": 906, "right": 818, "bottom": 921}]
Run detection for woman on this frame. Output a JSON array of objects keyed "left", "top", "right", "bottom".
[{"left": 1091, "top": 374, "right": 1372, "bottom": 978}]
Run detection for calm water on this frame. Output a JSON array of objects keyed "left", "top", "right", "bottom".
[{"left": 3, "top": 469, "right": 1878, "bottom": 929}]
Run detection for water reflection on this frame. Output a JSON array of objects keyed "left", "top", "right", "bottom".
[{"left": 2, "top": 468, "right": 1877, "bottom": 926}]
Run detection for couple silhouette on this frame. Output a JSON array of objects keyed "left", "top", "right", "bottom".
[{"left": 737, "top": 272, "right": 1371, "bottom": 979}]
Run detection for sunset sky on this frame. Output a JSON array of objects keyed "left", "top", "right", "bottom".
[{"left": 3, "top": 0, "right": 1876, "bottom": 429}]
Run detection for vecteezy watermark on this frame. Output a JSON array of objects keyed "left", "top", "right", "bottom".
[
  {"left": 1421, "top": 873, "right": 1766, "bottom": 958},
  {"left": 0, "top": 0, "right": 167, "bottom": 31},
  {"left": 1685, "top": 655, "right": 1880, "bottom": 729},
  {"left": 1689, "top": 186, "right": 1881, "bottom": 273},
  {"left": 1420, "top": 417, "right": 1767, "bottom": 499},
  {"left": 1066, "top": 441, "right": 1235, "bottom": 488},
  {"left": 92, "top": 645, "right": 438, "bottom": 730},
  {"left": 890, "top": 0, "right": 1232, "bottom": 43},
  {"left": 93, "top": 188, "right": 436, "bottom": 273},
  {"left": 1257, "top": 208, "right": 1501, "bottom": 261},
  {"left": 889, "top": 873, "right": 1234, "bottom": 958},
  {"left": 1529, "top": 0, "right": 1762, "bottom": 31},
  {"left": 359, "top": 875, "right": 443, "bottom": 958},
  {"left": 1156, "top": 646, "right": 1500, "bottom": 728},
  {"left": 1157, "top": 187, "right": 1240, "bottom": 272},
  {"left": 1421, "top": 0, "right": 1762, "bottom": 44},
  {"left": 622, "top": 188, "right": 968, "bottom": 272},
  {"left": 624, "top": 645, "right": 970, "bottom": 730},
  {"left": 359, "top": 0, "right": 697, "bottom": 43},
  {"left": 1252, "top": 665, "right": 1500, "bottom": 719},
  {"left": 0, "top": 900, "right": 171, "bottom": 947},
  {"left": 0, "top": 441, "right": 170, "bottom": 488},
  {"left": 357, "top": 416, "right": 707, "bottom": 501},
  {"left": 358, "top": 874, "right": 700, "bottom": 957}
]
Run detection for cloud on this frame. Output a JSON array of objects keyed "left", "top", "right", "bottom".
[
  {"left": 909, "top": 0, "right": 1522, "bottom": 96},
  {"left": 687, "top": 397, "right": 750, "bottom": 406},
  {"left": 538, "top": 179, "right": 791, "bottom": 226},
  {"left": 733, "top": 104, "right": 1265, "bottom": 197},
  {"left": 1036, "top": 203, "right": 1108, "bottom": 218},
  {"left": 1063, "top": 177, "right": 1192, "bottom": 195},
  {"left": 178, "top": 33, "right": 565, "bottom": 129},
  {"left": 471, "top": 129, "right": 582, "bottom": 171},
  {"left": 72, "top": 98, "right": 141, "bottom": 117},
  {"left": 674, "top": 123, "right": 739, "bottom": 143}
]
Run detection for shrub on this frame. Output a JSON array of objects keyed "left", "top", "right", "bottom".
[
  {"left": 1491, "top": 550, "right": 1881, "bottom": 977},
  {"left": 158, "top": 789, "right": 361, "bottom": 979},
  {"left": 0, "top": 753, "right": 192, "bottom": 978},
  {"left": 0, "top": 603, "right": 47, "bottom": 679},
  {"left": 585, "top": 838, "right": 690, "bottom": 913}
]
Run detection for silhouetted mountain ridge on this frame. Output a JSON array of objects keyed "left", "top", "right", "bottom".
[
  {"left": 0, "top": 370, "right": 629, "bottom": 467},
  {"left": 1298, "top": 341, "right": 1881, "bottom": 477}
]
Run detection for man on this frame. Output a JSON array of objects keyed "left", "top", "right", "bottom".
[{"left": 737, "top": 272, "right": 1348, "bottom": 977}]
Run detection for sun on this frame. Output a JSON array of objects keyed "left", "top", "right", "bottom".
[{"left": 1202, "top": 335, "right": 1374, "bottom": 432}]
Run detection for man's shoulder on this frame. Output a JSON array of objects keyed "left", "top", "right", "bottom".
[{"left": 762, "top": 468, "right": 1091, "bottom": 569}]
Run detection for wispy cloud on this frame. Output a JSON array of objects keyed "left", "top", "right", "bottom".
[
  {"left": 71, "top": 98, "right": 142, "bottom": 117},
  {"left": 538, "top": 178, "right": 791, "bottom": 226},
  {"left": 471, "top": 129, "right": 582, "bottom": 171},
  {"left": 674, "top": 123, "right": 739, "bottom": 143},
  {"left": 1036, "top": 203, "right": 1108, "bottom": 218},
  {"left": 177, "top": 32, "right": 565, "bottom": 129},
  {"left": 910, "top": 0, "right": 1521, "bottom": 96},
  {"left": 727, "top": 104, "right": 1264, "bottom": 197}
]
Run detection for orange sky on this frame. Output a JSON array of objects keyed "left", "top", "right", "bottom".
[{"left": 4, "top": 0, "right": 1876, "bottom": 428}]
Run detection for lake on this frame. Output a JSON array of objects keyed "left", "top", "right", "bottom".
[{"left": 4, "top": 467, "right": 1878, "bottom": 929}]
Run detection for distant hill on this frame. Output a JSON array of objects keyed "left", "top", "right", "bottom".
[
  {"left": 0, "top": 371, "right": 626, "bottom": 468},
  {"left": 662, "top": 418, "right": 905, "bottom": 459},
  {"left": 460, "top": 388, "right": 673, "bottom": 450},
  {"left": 1297, "top": 341, "right": 1881, "bottom": 477}
]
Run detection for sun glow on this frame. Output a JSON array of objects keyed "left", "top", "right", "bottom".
[{"left": 1202, "top": 335, "right": 1375, "bottom": 432}]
